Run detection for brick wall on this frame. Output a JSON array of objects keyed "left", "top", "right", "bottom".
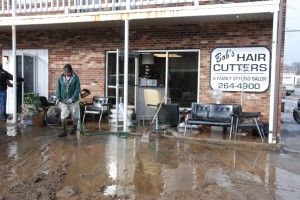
[{"left": 0, "top": 20, "right": 275, "bottom": 123}]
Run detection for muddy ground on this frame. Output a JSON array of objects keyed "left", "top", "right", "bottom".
[
  {"left": 1, "top": 88, "right": 300, "bottom": 200},
  {"left": 0, "top": 121, "right": 300, "bottom": 200}
]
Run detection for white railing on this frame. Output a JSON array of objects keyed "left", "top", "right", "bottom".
[{"left": 0, "top": 0, "right": 272, "bottom": 16}]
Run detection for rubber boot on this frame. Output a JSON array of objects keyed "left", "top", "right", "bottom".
[
  {"left": 70, "top": 119, "right": 78, "bottom": 134},
  {"left": 59, "top": 119, "right": 68, "bottom": 137}
]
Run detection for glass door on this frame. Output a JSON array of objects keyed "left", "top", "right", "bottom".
[
  {"left": 16, "top": 54, "right": 36, "bottom": 113},
  {"left": 106, "top": 51, "right": 136, "bottom": 105}
]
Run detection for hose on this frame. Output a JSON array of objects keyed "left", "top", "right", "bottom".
[
  {"left": 75, "top": 102, "right": 132, "bottom": 139},
  {"left": 36, "top": 106, "right": 60, "bottom": 139},
  {"left": 80, "top": 128, "right": 132, "bottom": 138},
  {"left": 38, "top": 102, "right": 132, "bottom": 139}
]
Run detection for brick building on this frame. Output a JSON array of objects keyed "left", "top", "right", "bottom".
[{"left": 0, "top": 0, "right": 286, "bottom": 143}]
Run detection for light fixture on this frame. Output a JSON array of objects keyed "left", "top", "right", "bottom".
[
  {"left": 142, "top": 54, "right": 154, "bottom": 65},
  {"left": 235, "top": 14, "right": 240, "bottom": 19},
  {"left": 153, "top": 53, "right": 182, "bottom": 58}
]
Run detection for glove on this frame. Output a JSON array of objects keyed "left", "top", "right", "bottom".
[
  {"left": 17, "top": 77, "right": 25, "bottom": 82},
  {"left": 6, "top": 80, "right": 13, "bottom": 87}
]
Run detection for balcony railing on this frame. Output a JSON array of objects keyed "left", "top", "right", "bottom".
[{"left": 1, "top": 0, "right": 273, "bottom": 16}]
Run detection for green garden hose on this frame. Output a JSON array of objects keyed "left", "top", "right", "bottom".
[
  {"left": 40, "top": 103, "right": 132, "bottom": 139},
  {"left": 74, "top": 103, "right": 132, "bottom": 139}
]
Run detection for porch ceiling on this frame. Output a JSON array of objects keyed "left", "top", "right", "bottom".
[{"left": 0, "top": 12, "right": 272, "bottom": 32}]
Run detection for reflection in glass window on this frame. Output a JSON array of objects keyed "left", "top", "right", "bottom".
[{"left": 168, "top": 52, "right": 198, "bottom": 107}]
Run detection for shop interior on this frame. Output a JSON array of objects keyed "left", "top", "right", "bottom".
[{"left": 106, "top": 50, "right": 199, "bottom": 120}]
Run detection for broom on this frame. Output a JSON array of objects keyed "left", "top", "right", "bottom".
[{"left": 141, "top": 96, "right": 166, "bottom": 143}]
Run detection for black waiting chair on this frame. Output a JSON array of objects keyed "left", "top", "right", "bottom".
[
  {"left": 82, "top": 96, "right": 109, "bottom": 124},
  {"left": 234, "top": 112, "right": 265, "bottom": 142}
]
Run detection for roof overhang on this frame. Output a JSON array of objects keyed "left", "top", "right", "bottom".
[{"left": 0, "top": 1, "right": 279, "bottom": 32}]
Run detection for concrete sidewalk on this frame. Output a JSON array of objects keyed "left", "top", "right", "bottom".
[
  {"left": 0, "top": 111, "right": 298, "bottom": 152},
  {"left": 2, "top": 88, "right": 300, "bottom": 152}
]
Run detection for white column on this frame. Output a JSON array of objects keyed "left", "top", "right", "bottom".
[
  {"left": 123, "top": 19, "right": 129, "bottom": 131},
  {"left": 116, "top": 49, "right": 120, "bottom": 125},
  {"left": 12, "top": 0, "right": 17, "bottom": 123},
  {"left": 164, "top": 52, "right": 169, "bottom": 101},
  {"left": 268, "top": 10, "right": 279, "bottom": 143}
]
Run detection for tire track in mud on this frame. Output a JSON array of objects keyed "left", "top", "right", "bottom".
[{"left": 0, "top": 139, "right": 70, "bottom": 200}]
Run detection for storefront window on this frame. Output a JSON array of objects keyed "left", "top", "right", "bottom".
[
  {"left": 106, "top": 50, "right": 199, "bottom": 108},
  {"left": 168, "top": 51, "right": 198, "bottom": 107}
]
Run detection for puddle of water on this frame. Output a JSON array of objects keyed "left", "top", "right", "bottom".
[
  {"left": 7, "top": 127, "right": 18, "bottom": 136},
  {"left": 7, "top": 141, "right": 18, "bottom": 159},
  {"left": 103, "top": 185, "right": 117, "bottom": 196},
  {"left": 0, "top": 127, "right": 7, "bottom": 135},
  {"left": 0, "top": 126, "right": 19, "bottom": 136}
]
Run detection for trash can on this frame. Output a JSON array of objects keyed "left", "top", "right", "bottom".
[{"left": 281, "top": 102, "right": 285, "bottom": 112}]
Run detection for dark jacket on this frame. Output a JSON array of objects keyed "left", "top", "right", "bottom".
[
  {"left": 56, "top": 72, "right": 80, "bottom": 104},
  {"left": 0, "top": 68, "right": 13, "bottom": 91},
  {"left": 0, "top": 68, "right": 25, "bottom": 91}
]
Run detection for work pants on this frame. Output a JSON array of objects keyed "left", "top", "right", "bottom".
[{"left": 0, "top": 90, "right": 7, "bottom": 121}]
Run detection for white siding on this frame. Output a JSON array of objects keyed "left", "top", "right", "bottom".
[{"left": 2, "top": 49, "right": 48, "bottom": 114}]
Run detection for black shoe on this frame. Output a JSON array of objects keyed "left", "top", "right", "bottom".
[
  {"left": 70, "top": 128, "right": 77, "bottom": 135},
  {"left": 59, "top": 130, "right": 67, "bottom": 137}
]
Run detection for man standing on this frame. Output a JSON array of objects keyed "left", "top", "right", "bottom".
[
  {"left": 0, "top": 62, "right": 24, "bottom": 122},
  {"left": 56, "top": 64, "right": 81, "bottom": 137}
]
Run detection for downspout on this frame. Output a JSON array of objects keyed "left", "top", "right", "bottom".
[
  {"left": 268, "top": 4, "right": 280, "bottom": 143},
  {"left": 275, "top": 0, "right": 285, "bottom": 143},
  {"left": 12, "top": 0, "right": 17, "bottom": 123}
]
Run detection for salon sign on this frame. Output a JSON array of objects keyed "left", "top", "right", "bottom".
[{"left": 210, "top": 47, "right": 270, "bottom": 92}]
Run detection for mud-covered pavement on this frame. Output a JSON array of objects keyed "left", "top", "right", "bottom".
[
  {"left": 1, "top": 88, "right": 300, "bottom": 200},
  {"left": 0, "top": 122, "right": 300, "bottom": 200}
]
